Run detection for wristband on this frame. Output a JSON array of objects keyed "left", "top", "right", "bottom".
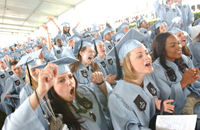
[{"left": 96, "top": 80, "right": 104, "bottom": 85}]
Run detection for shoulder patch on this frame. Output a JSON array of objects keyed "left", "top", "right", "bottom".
[
  {"left": 9, "top": 71, "right": 13, "bottom": 75},
  {"left": 134, "top": 94, "right": 147, "bottom": 111},
  {"left": 14, "top": 80, "right": 21, "bottom": 86},
  {"left": 147, "top": 82, "right": 157, "bottom": 96},
  {"left": 107, "top": 58, "right": 113, "bottom": 65},
  {"left": 100, "top": 61, "right": 106, "bottom": 68},
  {"left": 0, "top": 74, "right": 5, "bottom": 79},
  {"left": 81, "top": 70, "right": 88, "bottom": 78}
]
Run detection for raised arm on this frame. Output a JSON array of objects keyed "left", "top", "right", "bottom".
[
  {"left": 47, "top": 16, "right": 62, "bottom": 34},
  {"left": 29, "top": 63, "right": 57, "bottom": 111},
  {"left": 42, "top": 25, "right": 52, "bottom": 52}
]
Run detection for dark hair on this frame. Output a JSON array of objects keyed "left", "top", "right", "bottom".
[
  {"left": 63, "top": 27, "right": 71, "bottom": 37},
  {"left": 155, "top": 27, "right": 160, "bottom": 35},
  {"left": 152, "top": 32, "right": 177, "bottom": 82},
  {"left": 9, "top": 60, "right": 18, "bottom": 68},
  {"left": 49, "top": 76, "right": 88, "bottom": 130}
]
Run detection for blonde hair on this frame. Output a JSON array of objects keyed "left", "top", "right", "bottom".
[
  {"left": 25, "top": 68, "right": 38, "bottom": 90},
  {"left": 123, "top": 52, "right": 137, "bottom": 83}
]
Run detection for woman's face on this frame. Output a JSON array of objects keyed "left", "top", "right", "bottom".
[
  {"left": 175, "top": 31, "right": 187, "bottom": 46},
  {"left": 56, "top": 38, "right": 63, "bottom": 47},
  {"left": 129, "top": 45, "right": 153, "bottom": 76},
  {"left": 64, "top": 26, "right": 69, "bottom": 32},
  {"left": 54, "top": 72, "right": 76, "bottom": 102},
  {"left": 11, "top": 65, "right": 22, "bottom": 77},
  {"left": 80, "top": 46, "right": 95, "bottom": 65},
  {"left": 123, "top": 26, "right": 129, "bottom": 34},
  {"left": 93, "top": 33, "right": 100, "bottom": 38},
  {"left": 159, "top": 25, "right": 167, "bottom": 33},
  {"left": 97, "top": 42, "right": 106, "bottom": 56},
  {"left": 0, "top": 60, "right": 7, "bottom": 70},
  {"left": 163, "top": 35, "right": 182, "bottom": 62},
  {"left": 29, "top": 64, "right": 40, "bottom": 82}
]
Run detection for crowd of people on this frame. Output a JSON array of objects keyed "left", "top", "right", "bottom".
[{"left": 0, "top": 0, "right": 200, "bottom": 129}]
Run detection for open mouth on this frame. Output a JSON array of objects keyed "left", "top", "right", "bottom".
[
  {"left": 70, "top": 87, "right": 74, "bottom": 95},
  {"left": 102, "top": 50, "right": 106, "bottom": 53},
  {"left": 88, "top": 56, "right": 92, "bottom": 60},
  {"left": 145, "top": 62, "right": 152, "bottom": 67},
  {"left": 182, "top": 39, "right": 186, "bottom": 43}
]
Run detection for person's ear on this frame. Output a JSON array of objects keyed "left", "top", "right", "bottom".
[{"left": 79, "top": 51, "right": 83, "bottom": 57}]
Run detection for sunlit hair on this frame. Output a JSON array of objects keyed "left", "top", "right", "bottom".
[
  {"left": 182, "top": 46, "right": 191, "bottom": 57},
  {"left": 123, "top": 52, "right": 137, "bottom": 83},
  {"left": 25, "top": 67, "right": 39, "bottom": 90}
]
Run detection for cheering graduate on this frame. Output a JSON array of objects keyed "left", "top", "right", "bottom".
[
  {"left": 101, "top": 27, "right": 116, "bottom": 53},
  {"left": 93, "top": 36, "right": 117, "bottom": 85},
  {"left": 0, "top": 55, "right": 14, "bottom": 89},
  {"left": 111, "top": 30, "right": 125, "bottom": 43},
  {"left": 42, "top": 25, "right": 75, "bottom": 59},
  {"left": 108, "top": 29, "right": 174, "bottom": 130},
  {"left": 175, "top": 0, "right": 194, "bottom": 34},
  {"left": 150, "top": 20, "right": 168, "bottom": 41},
  {"left": 82, "top": 31, "right": 92, "bottom": 38},
  {"left": 117, "top": 22, "right": 129, "bottom": 34},
  {"left": 92, "top": 24, "right": 101, "bottom": 38},
  {"left": 18, "top": 50, "right": 49, "bottom": 130},
  {"left": 1, "top": 60, "right": 25, "bottom": 115},
  {"left": 168, "top": 28, "right": 191, "bottom": 58},
  {"left": 151, "top": 32, "right": 200, "bottom": 115},
  {"left": 137, "top": 17, "right": 153, "bottom": 45},
  {"left": 47, "top": 16, "right": 71, "bottom": 44},
  {"left": 153, "top": 0, "right": 183, "bottom": 27},
  {"left": 70, "top": 37, "right": 115, "bottom": 86},
  {"left": 3, "top": 57, "right": 112, "bottom": 130}
]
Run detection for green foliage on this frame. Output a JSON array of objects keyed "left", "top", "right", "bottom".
[
  {"left": 114, "top": 11, "right": 200, "bottom": 31},
  {"left": 194, "top": 11, "right": 200, "bottom": 21}
]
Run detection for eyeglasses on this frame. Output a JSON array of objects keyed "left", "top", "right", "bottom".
[{"left": 86, "top": 50, "right": 96, "bottom": 55}]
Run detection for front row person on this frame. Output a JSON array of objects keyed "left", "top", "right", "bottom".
[
  {"left": 152, "top": 32, "right": 200, "bottom": 116},
  {"left": 108, "top": 29, "right": 174, "bottom": 130},
  {"left": 3, "top": 57, "right": 112, "bottom": 130}
]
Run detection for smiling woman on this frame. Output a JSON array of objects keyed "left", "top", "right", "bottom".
[{"left": 151, "top": 32, "right": 200, "bottom": 117}]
